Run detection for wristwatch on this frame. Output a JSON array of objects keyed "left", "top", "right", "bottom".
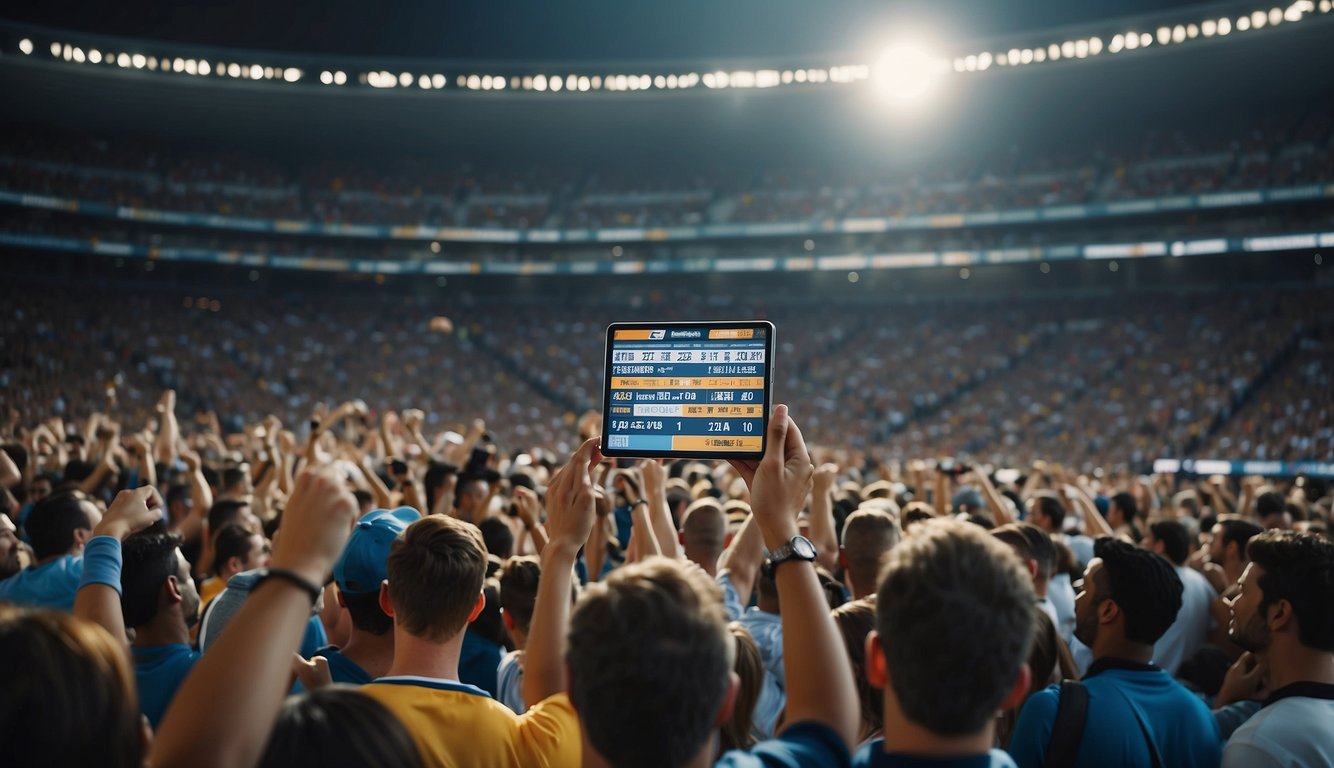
[{"left": 763, "top": 535, "right": 818, "bottom": 578}]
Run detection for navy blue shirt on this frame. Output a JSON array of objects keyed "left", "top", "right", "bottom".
[
  {"left": 458, "top": 628, "right": 503, "bottom": 697},
  {"left": 854, "top": 739, "right": 1016, "bottom": 768}
]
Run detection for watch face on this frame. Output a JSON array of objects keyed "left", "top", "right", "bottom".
[{"left": 792, "top": 536, "right": 817, "bottom": 559}]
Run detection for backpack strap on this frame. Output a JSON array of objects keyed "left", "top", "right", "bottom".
[{"left": 1043, "top": 680, "right": 1089, "bottom": 768}]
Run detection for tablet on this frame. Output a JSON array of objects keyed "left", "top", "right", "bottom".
[{"left": 601, "top": 320, "right": 774, "bottom": 459}]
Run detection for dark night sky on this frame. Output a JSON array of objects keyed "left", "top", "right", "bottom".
[{"left": 8, "top": 0, "right": 1217, "bottom": 61}]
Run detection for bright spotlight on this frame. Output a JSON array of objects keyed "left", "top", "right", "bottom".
[
  {"left": 872, "top": 41, "right": 948, "bottom": 107},
  {"left": 19, "top": 38, "right": 33, "bottom": 55}
]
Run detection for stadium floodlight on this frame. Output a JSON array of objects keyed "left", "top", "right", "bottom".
[
  {"left": 1251, "top": 10, "right": 1267, "bottom": 28},
  {"left": 19, "top": 38, "right": 33, "bottom": 55},
  {"left": 284, "top": 68, "right": 301, "bottom": 82},
  {"left": 199, "top": 61, "right": 210, "bottom": 75},
  {"left": 249, "top": 64, "right": 263, "bottom": 79},
  {"left": 1140, "top": 32, "right": 1153, "bottom": 46},
  {"left": 320, "top": 70, "right": 332, "bottom": 84},
  {"left": 977, "top": 51, "right": 993, "bottom": 70},
  {"left": 419, "top": 74, "right": 431, "bottom": 89},
  {"left": 1321, "top": 0, "right": 1331, "bottom": 13},
  {"left": 432, "top": 74, "right": 445, "bottom": 88},
  {"left": 72, "top": 47, "right": 85, "bottom": 63},
  {"left": 533, "top": 74, "right": 547, "bottom": 91},
  {"left": 1219, "top": 17, "right": 1232, "bottom": 33},
  {"left": 1089, "top": 36, "right": 1103, "bottom": 54},
  {"left": 50, "top": 41, "right": 61, "bottom": 57},
  {"left": 132, "top": 53, "right": 146, "bottom": 68},
  {"left": 1238, "top": 15, "right": 1251, "bottom": 30},
  {"left": 1269, "top": 6, "right": 1283, "bottom": 24},
  {"left": 398, "top": 72, "right": 411, "bottom": 86},
  {"left": 1157, "top": 26, "right": 1171, "bottom": 44},
  {"left": 1172, "top": 25, "right": 1186, "bottom": 42},
  {"left": 335, "top": 71, "right": 347, "bottom": 85},
  {"left": 228, "top": 63, "right": 241, "bottom": 77},
  {"left": 89, "top": 48, "right": 102, "bottom": 63},
  {"left": 1187, "top": 23, "right": 1199, "bottom": 38},
  {"left": 871, "top": 41, "right": 950, "bottom": 106}
]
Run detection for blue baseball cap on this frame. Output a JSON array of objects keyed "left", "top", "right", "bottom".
[{"left": 333, "top": 507, "right": 421, "bottom": 594}]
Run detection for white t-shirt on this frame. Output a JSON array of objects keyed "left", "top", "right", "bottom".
[
  {"left": 1153, "top": 565, "right": 1215, "bottom": 674},
  {"left": 1047, "top": 572, "right": 1077, "bottom": 646},
  {"left": 1223, "top": 691, "right": 1334, "bottom": 768}
]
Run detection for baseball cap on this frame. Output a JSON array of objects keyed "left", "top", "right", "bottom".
[{"left": 333, "top": 507, "right": 421, "bottom": 594}]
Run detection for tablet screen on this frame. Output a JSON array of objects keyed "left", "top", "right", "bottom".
[{"left": 601, "top": 321, "right": 773, "bottom": 459}]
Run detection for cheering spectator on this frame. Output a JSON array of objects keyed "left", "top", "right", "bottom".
[
  {"left": 1222, "top": 531, "right": 1334, "bottom": 767},
  {"left": 1008, "top": 538, "right": 1220, "bottom": 767},
  {"left": 0, "top": 492, "right": 102, "bottom": 611}
]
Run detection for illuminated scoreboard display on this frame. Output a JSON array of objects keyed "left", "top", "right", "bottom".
[{"left": 601, "top": 321, "right": 774, "bottom": 458}]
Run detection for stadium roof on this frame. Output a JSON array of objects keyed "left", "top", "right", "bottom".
[{"left": 6, "top": 0, "right": 1234, "bottom": 62}]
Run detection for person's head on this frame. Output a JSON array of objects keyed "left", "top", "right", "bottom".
[
  {"left": 208, "top": 498, "right": 260, "bottom": 535},
  {"left": 1074, "top": 537, "right": 1182, "bottom": 652},
  {"left": 833, "top": 597, "right": 882, "bottom": 743},
  {"left": 335, "top": 507, "right": 421, "bottom": 637},
  {"left": 0, "top": 605, "right": 143, "bottom": 768},
  {"left": 212, "top": 523, "right": 269, "bottom": 580},
  {"left": 477, "top": 517, "right": 514, "bottom": 561},
  {"left": 1025, "top": 492, "right": 1066, "bottom": 534},
  {"left": 164, "top": 483, "right": 192, "bottom": 522},
  {"left": 1146, "top": 520, "right": 1191, "bottom": 567},
  {"left": 0, "top": 514, "right": 22, "bottom": 579},
  {"left": 24, "top": 491, "right": 101, "bottom": 560},
  {"left": 1257, "top": 492, "right": 1293, "bottom": 530},
  {"left": 567, "top": 557, "right": 735, "bottom": 768},
  {"left": 1108, "top": 492, "right": 1138, "bottom": 530},
  {"left": 121, "top": 524, "right": 200, "bottom": 630},
  {"left": 259, "top": 685, "right": 425, "bottom": 768},
  {"left": 1209, "top": 518, "right": 1264, "bottom": 567},
  {"left": 383, "top": 515, "right": 487, "bottom": 642},
  {"left": 453, "top": 474, "right": 490, "bottom": 520},
  {"left": 28, "top": 474, "right": 54, "bottom": 504},
  {"left": 680, "top": 499, "right": 727, "bottom": 575},
  {"left": 991, "top": 522, "right": 1056, "bottom": 586},
  {"left": 1228, "top": 530, "right": 1334, "bottom": 654},
  {"left": 840, "top": 508, "right": 902, "bottom": 599},
  {"left": 719, "top": 623, "right": 762, "bottom": 754},
  {"left": 498, "top": 555, "right": 541, "bottom": 644},
  {"left": 352, "top": 489, "right": 375, "bottom": 515},
  {"left": 220, "top": 465, "right": 252, "bottom": 497},
  {"left": 869, "top": 519, "right": 1034, "bottom": 739}
]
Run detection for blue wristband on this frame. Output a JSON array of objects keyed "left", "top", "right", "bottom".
[{"left": 80, "top": 536, "right": 124, "bottom": 595}]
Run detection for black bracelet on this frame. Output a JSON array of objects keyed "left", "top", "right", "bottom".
[
  {"left": 252, "top": 567, "right": 323, "bottom": 605},
  {"left": 631, "top": 499, "right": 648, "bottom": 509}
]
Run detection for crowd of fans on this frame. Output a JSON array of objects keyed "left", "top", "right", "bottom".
[
  {"left": 1, "top": 365, "right": 1330, "bottom": 767},
  {"left": 4, "top": 283, "right": 1331, "bottom": 473},
  {"left": 3, "top": 103, "right": 1331, "bottom": 231}
]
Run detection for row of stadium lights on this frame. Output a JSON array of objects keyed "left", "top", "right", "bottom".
[
  {"left": 351, "top": 66, "right": 869, "bottom": 91},
  {"left": 954, "top": 1, "right": 1323, "bottom": 73},
  {"left": 18, "top": 38, "right": 302, "bottom": 81},
  {"left": 16, "top": 1, "right": 1328, "bottom": 91}
]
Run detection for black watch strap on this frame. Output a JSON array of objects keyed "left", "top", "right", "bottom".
[{"left": 253, "top": 567, "right": 324, "bottom": 605}]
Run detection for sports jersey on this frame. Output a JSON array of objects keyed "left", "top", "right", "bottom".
[{"left": 360, "top": 676, "right": 580, "bottom": 767}]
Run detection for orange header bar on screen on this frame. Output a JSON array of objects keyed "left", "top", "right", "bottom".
[
  {"left": 614, "top": 330, "right": 655, "bottom": 340},
  {"left": 709, "top": 329, "right": 754, "bottom": 339}
]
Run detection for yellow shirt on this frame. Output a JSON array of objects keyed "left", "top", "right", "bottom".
[
  {"left": 198, "top": 577, "right": 225, "bottom": 614},
  {"left": 360, "top": 677, "right": 580, "bottom": 768}
]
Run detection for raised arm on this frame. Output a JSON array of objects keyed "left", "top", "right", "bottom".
[
  {"left": 1068, "top": 483, "right": 1114, "bottom": 538},
  {"left": 524, "top": 438, "right": 601, "bottom": 705},
  {"left": 72, "top": 487, "right": 164, "bottom": 651},
  {"left": 151, "top": 469, "right": 358, "bottom": 768},
  {"left": 154, "top": 390, "right": 180, "bottom": 466},
  {"left": 513, "top": 486, "right": 549, "bottom": 556},
  {"left": 808, "top": 462, "right": 840, "bottom": 571},
  {"left": 971, "top": 467, "right": 1015, "bottom": 526},
  {"left": 639, "top": 459, "right": 681, "bottom": 560},
  {"left": 729, "top": 405, "right": 859, "bottom": 749},
  {"left": 716, "top": 511, "right": 764, "bottom": 607}
]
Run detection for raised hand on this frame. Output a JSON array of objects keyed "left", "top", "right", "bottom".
[
  {"left": 269, "top": 468, "right": 360, "bottom": 588},
  {"left": 543, "top": 439, "right": 603, "bottom": 556},
  {"left": 94, "top": 486, "right": 163, "bottom": 540}
]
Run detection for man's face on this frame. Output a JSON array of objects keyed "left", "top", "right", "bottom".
[
  {"left": 1074, "top": 559, "right": 1106, "bottom": 648},
  {"left": 0, "top": 517, "right": 21, "bottom": 577},
  {"left": 1226, "top": 563, "right": 1270, "bottom": 653},
  {"left": 1208, "top": 525, "right": 1227, "bottom": 563},
  {"left": 176, "top": 549, "right": 201, "bottom": 626},
  {"left": 1107, "top": 505, "right": 1125, "bottom": 529},
  {"left": 238, "top": 504, "right": 262, "bottom": 534},
  {"left": 242, "top": 533, "right": 271, "bottom": 571},
  {"left": 29, "top": 479, "right": 52, "bottom": 503}
]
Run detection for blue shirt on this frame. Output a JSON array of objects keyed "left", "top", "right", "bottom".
[
  {"left": 132, "top": 643, "right": 200, "bottom": 728},
  {"left": 310, "top": 644, "right": 373, "bottom": 685},
  {"left": 299, "top": 615, "right": 328, "bottom": 659},
  {"left": 0, "top": 555, "right": 82, "bottom": 611},
  {"left": 855, "top": 740, "right": 1016, "bottom": 768},
  {"left": 717, "top": 720, "right": 851, "bottom": 767},
  {"left": 459, "top": 628, "right": 503, "bottom": 697},
  {"left": 1008, "top": 658, "right": 1221, "bottom": 768}
]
